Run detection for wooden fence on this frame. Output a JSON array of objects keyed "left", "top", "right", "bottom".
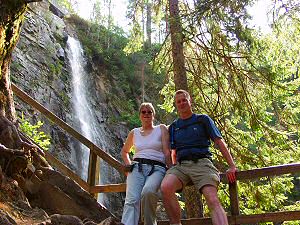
[{"left": 12, "top": 83, "right": 300, "bottom": 224}]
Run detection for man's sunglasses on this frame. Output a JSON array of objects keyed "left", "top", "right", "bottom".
[{"left": 141, "top": 110, "right": 153, "bottom": 114}]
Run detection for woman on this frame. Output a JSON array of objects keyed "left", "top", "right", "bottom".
[{"left": 121, "top": 102, "right": 172, "bottom": 225}]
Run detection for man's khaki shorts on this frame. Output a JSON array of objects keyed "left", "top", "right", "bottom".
[{"left": 166, "top": 158, "right": 220, "bottom": 191}]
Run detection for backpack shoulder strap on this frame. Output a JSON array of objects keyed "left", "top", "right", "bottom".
[
  {"left": 169, "top": 119, "right": 177, "bottom": 149},
  {"left": 196, "top": 114, "right": 209, "bottom": 138}
]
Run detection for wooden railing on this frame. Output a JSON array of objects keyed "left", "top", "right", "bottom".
[
  {"left": 12, "top": 83, "right": 300, "bottom": 224},
  {"left": 12, "top": 83, "right": 126, "bottom": 193},
  {"left": 156, "top": 164, "right": 300, "bottom": 224}
]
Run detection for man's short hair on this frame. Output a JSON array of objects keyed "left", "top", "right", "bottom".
[{"left": 174, "top": 89, "right": 191, "bottom": 101}]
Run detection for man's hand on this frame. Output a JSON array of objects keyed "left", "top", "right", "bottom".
[{"left": 226, "top": 166, "right": 237, "bottom": 183}]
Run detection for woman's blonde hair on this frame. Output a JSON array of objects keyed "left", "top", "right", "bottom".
[{"left": 139, "top": 102, "right": 156, "bottom": 116}]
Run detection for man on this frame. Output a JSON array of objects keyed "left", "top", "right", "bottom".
[{"left": 160, "top": 90, "right": 237, "bottom": 225}]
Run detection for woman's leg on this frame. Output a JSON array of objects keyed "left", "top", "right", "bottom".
[
  {"left": 141, "top": 166, "right": 166, "bottom": 225},
  {"left": 121, "top": 165, "right": 145, "bottom": 225}
]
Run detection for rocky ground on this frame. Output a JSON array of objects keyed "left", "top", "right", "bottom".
[{"left": 0, "top": 167, "right": 122, "bottom": 225}]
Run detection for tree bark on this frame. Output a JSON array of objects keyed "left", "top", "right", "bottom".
[
  {"left": 107, "top": 0, "right": 112, "bottom": 49},
  {"left": 183, "top": 186, "right": 204, "bottom": 218},
  {"left": 145, "top": 0, "right": 152, "bottom": 49},
  {"left": 0, "top": 0, "right": 30, "bottom": 122},
  {"left": 168, "top": 0, "right": 203, "bottom": 219},
  {"left": 168, "top": 0, "right": 188, "bottom": 91},
  {"left": 0, "top": 0, "right": 43, "bottom": 184}
]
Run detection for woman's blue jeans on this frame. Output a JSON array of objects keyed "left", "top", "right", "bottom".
[{"left": 121, "top": 163, "right": 166, "bottom": 225}]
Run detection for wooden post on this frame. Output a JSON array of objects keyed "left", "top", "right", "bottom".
[
  {"left": 88, "top": 145, "right": 100, "bottom": 198},
  {"left": 229, "top": 181, "right": 240, "bottom": 225}
]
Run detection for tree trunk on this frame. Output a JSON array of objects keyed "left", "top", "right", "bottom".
[
  {"left": 0, "top": 0, "right": 43, "bottom": 180},
  {"left": 145, "top": 0, "right": 152, "bottom": 49},
  {"left": 106, "top": 0, "right": 112, "bottom": 49},
  {"left": 183, "top": 186, "right": 204, "bottom": 218},
  {"left": 141, "top": 62, "right": 145, "bottom": 102},
  {"left": 168, "top": 0, "right": 203, "bottom": 219},
  {"left": 168, "top": 0, "right": 188, "bottom": 91},
  {"left": 0, "top": 0, "right": 30, "bottom": 121}
]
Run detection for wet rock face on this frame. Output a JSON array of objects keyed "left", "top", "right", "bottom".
[
  {"left": 11, "top": 0, "right": 75, "bottom": 179},
  {"left": 11, "top": 2, "right": 129, "bottom": 217}
]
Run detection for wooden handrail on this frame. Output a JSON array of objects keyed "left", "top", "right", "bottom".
[
  {"left": 220, "top": 163, "right": 300, "bottom": 183},
  {"left": 11, "top": 83, "right": 300, "bottom": 224},
  {"left": 90, "top": 183, "right": 127, "bottom": 193},
  {"left": 12, "top": 83, "right": 126, "bottom": 174},
  {"left": 18, "top": 130, "right": 91, "bottom": 192},
  {"left": 44, "top": 150, "right": 90, "bottom": 192},
  {"left": 90, "top": 163, "right": 300, "bottom": 194}
]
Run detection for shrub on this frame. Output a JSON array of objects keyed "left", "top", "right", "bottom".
[{"left": 18, "top": 114, "right": 51, "bottom": 150}]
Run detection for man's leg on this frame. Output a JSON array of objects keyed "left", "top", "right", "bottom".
[
  {"left": 160, "top": 174, "right": 183, "bottom": 224},
  {"left": 201, "top": 185, "right": 228, "bottom": 225}
]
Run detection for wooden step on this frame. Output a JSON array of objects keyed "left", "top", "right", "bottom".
[{"left": 153, "top": 210, "right": 300, "bottom": 225}]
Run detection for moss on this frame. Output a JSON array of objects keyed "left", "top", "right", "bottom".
[
  {"left": 48, "top": 61, "right": 64, "bottom": 80},
  {"left": 58, "top": 91, "right": 70, "bottom": 107},
  {"left": 0, "top": 3, "right": 27, "bottom": 79}
]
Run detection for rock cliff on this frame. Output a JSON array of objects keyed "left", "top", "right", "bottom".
[{"left": 10, "top": 1, "right": 130, "bottom": 218}]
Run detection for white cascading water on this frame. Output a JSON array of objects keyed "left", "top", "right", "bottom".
[
  {"left": 66, "top": 36, "right": 95, "bottom": 182},
  {"left": 65, "top": 36, "right": 122, "bottom": 207}
]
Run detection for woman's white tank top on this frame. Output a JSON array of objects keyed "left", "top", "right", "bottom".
[{"left": 132, "top": 125, "right": 165, "bottom": 163}]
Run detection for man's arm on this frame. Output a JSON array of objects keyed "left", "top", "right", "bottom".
[{"left": 214, "top": 138, "right": 237, "bottom": 183}]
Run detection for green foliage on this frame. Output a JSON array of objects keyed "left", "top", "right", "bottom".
[
  {"left": 159, "top": 81, "right": 175, "bottom": 113},
  {"left": 19, "top": 114, "right": 51, "bottom": 150},
  {"left": 66, "top": 15, "right": 128, "bottom": 60},
  {"left": 58, "top": 91, "right": 70, "bottom": 107},
  {"left": 123, "top": 23, "right": 144, "bottom": 54},
  {"left": 49, "top": 62, "right": 62, "bottom": 75},
  {"left": 66, "top": 15, "right": 140, "bottom": 95},
  {"left": 154, "top": 0, "right": 300, "bottom": 216},
  {"left": 55, "top": 0, "right": 74, "bottom": 12},
  {"left": 129, "top": 146, "right": 136, "bottom": 156},
  {"left": 44, "top": 11, "right": 53, "bottom": 25},
  {"left": 120, "top": 113, "right": 141, "bottom": 130}
]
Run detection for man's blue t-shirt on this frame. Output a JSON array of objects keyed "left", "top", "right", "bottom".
[{"left": 169, "top": 114, "right": 222, "bottom": 160}]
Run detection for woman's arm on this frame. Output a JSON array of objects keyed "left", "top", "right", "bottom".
[
  {"left": 160, "top": 124, "right": 172, "bottom": 168},
  {"left": 121, "top": 130, "right": 134, "bottom": 166}
]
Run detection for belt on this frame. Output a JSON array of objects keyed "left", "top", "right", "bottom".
[
  {"left": 132, "top": 158, "right": 167, "bottom": 176},
  {"left": 178, "top": 154, "right": 211, "bottom": 164}
]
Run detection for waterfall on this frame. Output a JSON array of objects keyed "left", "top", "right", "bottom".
[
  {"left": 66, "top": 36, "right": 95, "bottom": 182},
  {"left": 65, "top": 35, "right": 123, "bottom": 210}
]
